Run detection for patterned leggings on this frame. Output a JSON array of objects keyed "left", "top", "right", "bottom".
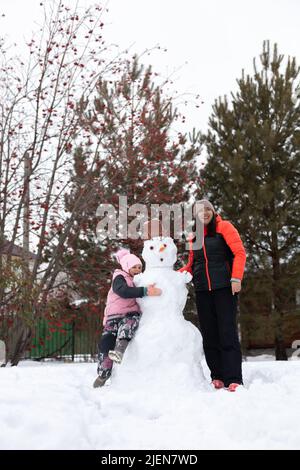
[{"left": 97, "top": 312, "right": 140, "bottom": 379}]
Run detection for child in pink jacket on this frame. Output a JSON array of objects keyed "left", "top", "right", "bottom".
[{"left": 93, "top": 248, "right": 161, "bottom": 388}]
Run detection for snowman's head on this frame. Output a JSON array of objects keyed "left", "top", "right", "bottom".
[{"left": 142, "top": 237, "right": 177, "bottom": 268}]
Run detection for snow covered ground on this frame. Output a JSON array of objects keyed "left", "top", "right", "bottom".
[{"left": 1, "top": 358, "right": 300, "bottom": 450}]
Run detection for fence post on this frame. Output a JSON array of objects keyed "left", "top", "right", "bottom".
[
  {"left": 71, "top": 320, "right": 75, "bottom": 362},
  {"left": 0, "top": 339, "right": 6, "bottom": 366}
]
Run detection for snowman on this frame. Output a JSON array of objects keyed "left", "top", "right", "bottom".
[{"left": 111, "top": 237, "right": 207, "bottom": 393}]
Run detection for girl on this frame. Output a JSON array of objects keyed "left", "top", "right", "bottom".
[{"left": 93, "top": 248, "right": 161, "bottom": 388}]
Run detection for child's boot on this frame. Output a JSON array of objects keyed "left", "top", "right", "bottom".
[
  {"left": 108, "top": 339, "right": 128, "bottom": 364},
  {"left": 93, "top": 375, "right": 108, "bottom": 388},
  {"left": 94, "top": 357, "right": 112, "bottom": 387}
]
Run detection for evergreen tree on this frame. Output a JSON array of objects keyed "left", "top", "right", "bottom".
[
  {"left": 64, "top": 56, "right": 201, "bottom": 313},
  {"left": 200, "top": 41, "right": 300, "bottom": 360}
]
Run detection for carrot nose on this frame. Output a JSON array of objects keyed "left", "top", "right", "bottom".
[{"left": 159, "top": 245, "right": 166, "bottom": 252}]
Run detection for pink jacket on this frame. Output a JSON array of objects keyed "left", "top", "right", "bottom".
[{"left": 103, "top": 269, "right": 141, "bottom": 325}]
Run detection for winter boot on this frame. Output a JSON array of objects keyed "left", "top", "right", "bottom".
[
  {"left": 212, "top": 379, "right": 224, "bottom": 389},
  {"left": 108, "top": 349, "right": 123, "bottom": 364},
  {"left": 228, "top": 383, "right": 241, "bottom": 392},
  {"left": 108, "top": 339, "right": 128, "bottom": 364},
  {"left": 93, "top": 376, "right": 109, "bottom": 388}
]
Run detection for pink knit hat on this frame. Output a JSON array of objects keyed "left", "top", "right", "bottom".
[{"left": 115, "top": 248, "right": 142, "bottom": 273}]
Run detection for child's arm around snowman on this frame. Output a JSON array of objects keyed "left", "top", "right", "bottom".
[{"left": 113, "top": 275, "right": 161, "bottom": 298}]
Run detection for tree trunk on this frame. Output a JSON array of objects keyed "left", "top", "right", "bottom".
[
  {"left": 271, "top": 232, "right": 288, "bottom": 361},
  {"left": 23, "top": 151, "right": 31, "bottom": 276},
  {"left": 274, "top": 334, "right": 288, "bottom": 361},
  {"left": 7, "top": 317, "right": 32, "bottom": 366}
]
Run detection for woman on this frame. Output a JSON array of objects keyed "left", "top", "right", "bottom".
[{"left": 180, "top": 199, "right": 246, "bottom": 392}]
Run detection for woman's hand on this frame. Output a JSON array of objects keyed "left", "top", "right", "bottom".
[{"left": 231, "top": 279, "right": 241, "bottom": 295}]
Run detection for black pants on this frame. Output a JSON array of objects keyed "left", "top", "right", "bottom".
[{"left": 195, "top": 287, "right": 243, "bottom": 387}]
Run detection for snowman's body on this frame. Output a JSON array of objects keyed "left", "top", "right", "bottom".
[{"left": 111, "top": 237, "right": 207, "bottom": 392}]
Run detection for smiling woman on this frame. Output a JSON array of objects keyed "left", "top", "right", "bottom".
[{"left": 179, "top": 199, "right": 247, "bottom": 391}]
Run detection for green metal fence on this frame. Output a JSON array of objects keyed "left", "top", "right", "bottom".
[{"left": 28, "top": 315, "right": 102, "bottom": 362}]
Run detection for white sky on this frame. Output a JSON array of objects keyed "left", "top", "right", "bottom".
[{"left": 1, "top": 0, "right": 300, "bottom": 132}]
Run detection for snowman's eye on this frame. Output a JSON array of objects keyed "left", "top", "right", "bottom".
[
  {"left": 164, "top": 244, "right": 167, "bottom": 247},
  {"left": 160, "top": 258, "right": 164, "bottom": 262},
  {"left": 150, "top": 246, "right": 154, "bottom": 250}
]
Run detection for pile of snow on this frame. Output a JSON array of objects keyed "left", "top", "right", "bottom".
[
  {"left": 1, "top": 359, "right": 300, "bottom": 450},
  {"left": 112, "top": 238, "right": 207, "bottom": 396},
  {"left": 2, "top": 238, "right": 299, "bottom": 450}
]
